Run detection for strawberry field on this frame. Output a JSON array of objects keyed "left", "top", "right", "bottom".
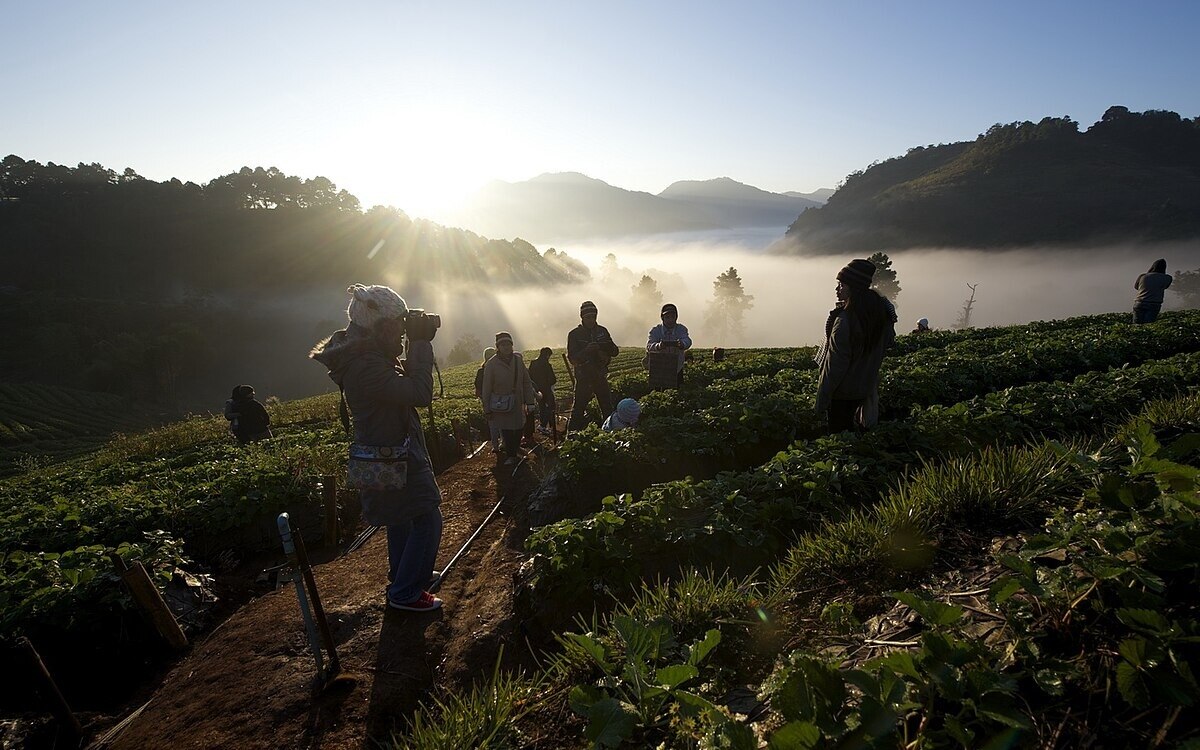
[{"left": 5, "top": 311, "right": 1200, "bottom": 747}]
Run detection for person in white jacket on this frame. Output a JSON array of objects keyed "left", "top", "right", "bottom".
[{"left": 646, "top": 303, "right": 692, "bottom": 389}]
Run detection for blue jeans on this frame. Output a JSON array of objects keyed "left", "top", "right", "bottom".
[
  {"left": 386, "top": 507, "right": 443, "bottom": 604},
  {"left": 1133, "top": 305, "right": 1160, "bottom": 324}
]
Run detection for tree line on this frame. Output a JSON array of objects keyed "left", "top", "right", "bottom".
[
  {"left": 0, "top": 157, "right": 589, "bottom": 301},
  {"left": 781, "top": 107, "right": 1200, "bottom": 253}
]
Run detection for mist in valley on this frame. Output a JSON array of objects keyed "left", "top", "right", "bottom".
[{"left": 229, "top": 235, "right": 1200, "bottom": 406}]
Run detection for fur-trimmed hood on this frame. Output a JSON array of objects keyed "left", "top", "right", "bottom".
[{"left": 310, "top": 322, "right": 378, "bottom": 386}]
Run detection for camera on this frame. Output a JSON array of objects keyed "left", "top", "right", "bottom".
[{"left": 404, "top": 309, "right": 441, "bottom": 340}]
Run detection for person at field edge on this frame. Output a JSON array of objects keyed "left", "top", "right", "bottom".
[
  {"left": 646, "top": 303, "right": 692, "bottom": 389},
  {"left": 815, "top": 259, "right": 897, "bottom": 432},
  {"left": 911, "top": 317, "right": 932, "bottom": 334},
  {"left": 602, "top": 398, "right": 641, "bottom": 431},
  {"left": 480, "top": 331, "right": 538, "bottom": 466},
  {"left": 567, "top": 301, "right": 620, "bottom": 432},
  {"left": 226, "top": 385, "right": 272, "bottom": 444},
  {"left": 1133, "top": 259, "right": 1172, "bottom": 324},
  {"left": 528, "top": 346, "right": 557, "bottom": 435},
  {"left": 474, "top": 346, "right": 501, "bottom": 454},
  {"left": 309, "top": 284, "right": 444, "bottom": 612}
]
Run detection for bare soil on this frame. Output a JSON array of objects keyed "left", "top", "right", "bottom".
[{"left": 98, "top": 441, "right": 552, "bottom": 749}]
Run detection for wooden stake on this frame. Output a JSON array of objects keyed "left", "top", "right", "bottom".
[
  {"left": 292, "top": 528, "right": 341, "bottom": 677},
  {"left": 321, "top": 474, "right": 339, "bottom": 545},
  {"left": 18, "top": 636, "right": 83, "bottom": 743},
  {"left": 109, "top": 554, "right": 188, "bottom": 649}
]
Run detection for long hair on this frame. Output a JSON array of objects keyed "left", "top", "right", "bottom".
[
  {"left": 842, "top": 285, "right": 891, "bottom": 352},
  {"left": 1150, "top": 259, "right": 1167, "bottom": 274}
]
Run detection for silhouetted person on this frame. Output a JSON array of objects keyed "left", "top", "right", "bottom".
[
  {"left": 481, "top": 331, "right": 537, "bottom": 466},
  {"left": 226, "top": 385, "right": 272, "bottom": 443},
  {"left": 528, "top": 347, "right": 557, "bottom": 434},
  {"left": 1133, "top": 259, "right": 1172, "bottom": 324},
  {"left": 646, "top": 303, "right": 692, "bottom": 389},
  {"left": 310, "top": 284, "right": 443, "bottom": 612},
  {"left": 567, "top": 301, "right": 619, "bottom": 432},
  {"left": 815, "top": 259, "right": 897, "bottom": 432},
  {"left": 911, "top": 317, "right": 932, "bottom": 334}
]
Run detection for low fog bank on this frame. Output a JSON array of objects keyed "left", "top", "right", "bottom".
[
  {"left": 426, "top": 239, "right": 1200, "bottom": 355},
  {"left": 230, "top": 239, "right": 1200, "bottom": 404}
]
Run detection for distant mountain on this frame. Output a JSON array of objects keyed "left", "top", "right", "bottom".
[
  {"left": 784, "top": 188, "right": 834, "bottom": 203},
  {"left": 658, "top": 177, "right": 820, "bottom": 227},
  {"left": 457, "top": 173, "right": 817, "bottom": 242},
  {"left": 776, "top": 107, "right": 1200, "bottom": 254}
]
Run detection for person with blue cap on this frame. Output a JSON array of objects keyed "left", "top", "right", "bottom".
[{"left": 602, "top": 398, "right": 641, "bottom": 432}]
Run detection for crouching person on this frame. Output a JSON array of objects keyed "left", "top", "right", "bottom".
[
  {"left": 602, "top": 398, "right": 641, "bottom": 432},
  {"left": 310, "top": 284, "right": 444, "bottom": 612}
]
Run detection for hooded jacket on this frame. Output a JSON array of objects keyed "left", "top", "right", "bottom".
[
  {"left": 1134, "top": 271, "right": 1173, "bottom": 307},
  {"left": 310, "top": 322, "right": 439, "bottom": 525},
  {"left": 816, "top": 305, "right": 896, "bottom": 412}
]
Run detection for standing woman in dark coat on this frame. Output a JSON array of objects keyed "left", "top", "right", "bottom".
[
  {"left": 1133, "top": 259, "right": 1172, "bottom": 324},
  {"left": 815, "top": 259, "right": 896, "bottom": 432},
  {"left": 310, "top": 284, "right": 444, "bottom": 612}
]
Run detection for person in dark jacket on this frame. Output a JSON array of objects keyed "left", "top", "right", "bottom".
[
  {"left": 528, "top": 347, "right": 557, "bottom": 434},
  {"left": 310, "top": 284, "right": 443, "bottom": 612},
  {"left": 226, "top": 385, "right": 272, "bottom": 443},
  {"left": 815, "top": 259, "right": 896, "bottom": 432},
  {"left": 566, "top": 301, "right": 620, "bottom": 431},
  {"left": 1133, "top": 259, "right": 1172, "bottom": 324}
]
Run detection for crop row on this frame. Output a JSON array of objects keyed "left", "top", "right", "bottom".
[
  {"left": 557, "top": 311, "right": 1200, "bottom": 499},
  {"left": 407, "top": 398, "right": 1200, "bottom": 748},
  {"left": 524, "top": 349, "right": 1200, "bottom": 614}
]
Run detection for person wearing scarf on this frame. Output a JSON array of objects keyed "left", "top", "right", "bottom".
[{"left": 814, "top": 259, "right": 897, "bottom": 432}]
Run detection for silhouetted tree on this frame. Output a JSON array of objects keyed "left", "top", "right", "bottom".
[
  {"left": 630, "top": 274, "right": 663, "bottom": 321},
  {"left": 705, "top": 267, "right": 755, "bottom": 342},
  {"left": 446, "top": 333, "right": 485, "bottom": 367},
  {"left": 955, "top": 283, "right": 979, "bottom": 329},
  {"left": 867, "top": 251, "right": 901, "bottom": 303},
  {"left": 1172, "top": 268, "right": 1200, "bottom": 308}
]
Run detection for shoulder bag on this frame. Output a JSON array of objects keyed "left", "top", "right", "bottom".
[
  {"left": 488, "top": 362, "right": 519, "bottom": 413},
  {"left": 340, "top": 387, "right": 411, "bottom": 492}
]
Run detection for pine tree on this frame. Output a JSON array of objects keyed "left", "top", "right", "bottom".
[
  {"left": 705, "top": 267, "right": 755, "bottom": 342},
  {"left": 867, "top": 251, "right": 901, "bottom": 303}
]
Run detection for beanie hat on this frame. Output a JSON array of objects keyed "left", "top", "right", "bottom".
[
  {"left": 482, "top": 347, "right": 496, "bottom": 363},
  {"left": 580, "top": 300, "right": 598, "bottom": 317},
  {"left": 616, "top": 398, "right": 640, "bottom": 424},
  {"left": 346, "top": 284, "right": 407, "bottom": 329},
  {"left": 232, "top": 385, "right": 254, "bottom": 399},
  {"left": 661, "top": 303, "right": 678, "bottom": 315},
  {"left": 836, "top": 259, "right": 876, "bottom": 289},
  {"left": 917, "top": 317, "right": 929, "bottom": 328},
  {"left": 495, "top": 331, "right": 513, "bottom": 345}
]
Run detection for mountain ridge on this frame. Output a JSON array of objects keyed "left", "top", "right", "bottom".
[{"left": 458, "top": 174, "right": 824, "bottom": 242}]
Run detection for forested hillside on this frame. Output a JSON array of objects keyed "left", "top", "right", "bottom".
[
  {"left": 0, "top": 158, "right": 589, "bottom": 299},
  {"left": 778, "top": 107, "right": 1200, "bottom": 253},
  {"left": 0, "top": 159, "right": 591, "bottom": 414}
]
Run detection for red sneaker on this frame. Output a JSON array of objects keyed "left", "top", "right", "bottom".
[{"left": 388, "top": 590, "right": 443, "bottom": 612}]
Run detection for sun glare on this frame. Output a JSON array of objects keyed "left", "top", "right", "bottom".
[{"left": 334, "top": 100, "right": 517, "bottom": 223}]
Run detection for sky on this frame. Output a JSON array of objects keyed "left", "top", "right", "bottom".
[{"left": 5, "top": 0, "right": 1199, "bottom": 221}]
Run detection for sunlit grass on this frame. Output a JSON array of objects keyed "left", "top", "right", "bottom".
[
  {"left": 771, "top": 442, "right": 1087, "bottom": 599},
  {"left": 398, "top": 655, "right": 543, "bottom": 750}
]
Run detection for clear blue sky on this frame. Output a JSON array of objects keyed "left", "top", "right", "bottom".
[{"left": 5, "top": 0, "right": 1197, "bottom": 219}]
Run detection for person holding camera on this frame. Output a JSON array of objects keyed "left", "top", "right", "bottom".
[
  {"left": 646, "top": 302, "right": 692, "bottom": 390},
  {"left": 567, "top": 300, "right": 620, "bottom": 432},
  {"left": 309, "top": 284, "right": 444, "bottom": 612},
  {"left": 480, "top": 331, "right": 538, "bottom": 466}
]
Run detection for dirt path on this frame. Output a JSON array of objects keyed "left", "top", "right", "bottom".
[{"left": 105, "top": 442, "right": 549, "bottom": 749}]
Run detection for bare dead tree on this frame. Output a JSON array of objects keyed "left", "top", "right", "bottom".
[{"left": 956, "top": 283, "right": 979, "bottom": 329}]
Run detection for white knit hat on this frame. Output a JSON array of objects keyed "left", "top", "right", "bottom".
[{"left": 346, "top": 284, "right": 407, "bottom": 329}]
